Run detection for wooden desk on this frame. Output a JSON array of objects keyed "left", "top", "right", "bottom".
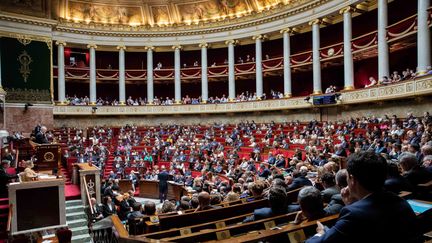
[
  {"left": 118, "top": 180, "right": 186, "bottom": 201},
  {"left": 139, "top": 180, "right": 159, "bottom": 199}
]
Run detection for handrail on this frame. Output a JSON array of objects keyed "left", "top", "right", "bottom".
[
  {"left": 6, "top": 203, "right": 12, "bottom": 233},
  {"left": 83, "top": 176, "right": 94, "bottom": 215}
]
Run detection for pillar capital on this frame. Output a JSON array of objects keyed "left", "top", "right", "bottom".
[
  {"left": 145, "top": 46, "right": 155, "bottom": 51},
  {"left": 87, "top": 44, "right": 97, "bottom": 49},
  {"left": 252, "top": 34, "right": 267, "bottom": 41},
  {"left": 225, "top": 39, "right": 238, "bottom": 46},
  {"left": 172, "top": 45, "right": 182, "bottom": 50},
  {"left": 116, "top": 45, "right": 127, "bottom": 50},
  {"left": 199, "top": 43, "right": 209, "bottom": 48},
  {"left": 55, "top": 40, "right": 66, "bottom": 46},
  {"left": 308, "top": 19, "right": 323, "bottom": 26},
  {"left": 339, "top": 6, "right": 356, "bottom": 15},
  {"left": 280, "top": 28, "right": 298, "bottom": 35}
]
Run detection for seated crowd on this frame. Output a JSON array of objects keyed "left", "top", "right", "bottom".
[
  {"left": 51, "top": 111, "right": 432, "bottom": 241},
  {"left": 64, "top": 89, "right": 288, "bottom": 106},
  {"left": 365, "top": 67, "right": 419, "bottom": 88}
]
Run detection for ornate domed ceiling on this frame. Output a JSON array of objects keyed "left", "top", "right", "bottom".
[{"left": 0, "top": 0, "right": 314, "bottom": 27}]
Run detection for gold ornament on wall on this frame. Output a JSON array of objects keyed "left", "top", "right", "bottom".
[{"left": 17, "top": 50, "right": 33, "bottom": 83}]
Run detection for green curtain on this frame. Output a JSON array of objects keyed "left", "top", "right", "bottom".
[{"left": 0, "top": 37, "right": 51, "bottom": 102}]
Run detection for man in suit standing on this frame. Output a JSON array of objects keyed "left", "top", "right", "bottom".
[
  {"left": 307, "top": 151, "right": 421, "bottom": 243},
  {"left": 35, "top": 126, "right": 49, "bottom": 144},
  {"left": 158, "top": 165, "right": 170, "bottom": 203}
]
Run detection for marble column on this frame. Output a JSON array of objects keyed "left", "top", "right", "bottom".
[
  {"left": 117, "top": 45, "right": 126, "bottom": 105},
  {"left": 87, "top": 44, "right": 97, "bottom": 105},
  {"left": 145, "top": 46, "right": 154, "bottom": 104},
  {"left": 173, "top": 45, "right": 182, "bottom": 103},
  {"left": 417, "top": 0, "right": 431, "bottom": 74},
  {"left": 378, "top": 0, "right": 389, "bottom": 81},
  {"left": 56, "top": 41, "right": 66, "bottom": 104},
  {"left": 341, "top": 7, "right": 355, "bottom": 90},
  {"left": 253, "top": 35, "right": 265, "bottom": 99},
  {"left": 281, "top": 29, "right": 292, "bottom": 97},
  {"left": 199, "top": 43, "right": 209, "bottom": 103},
  {"left": 310, "top": 20, "right": 322, "bottom": 94},
  {"left": 226, "top": 40, "right": 237, "bottom": 101}
]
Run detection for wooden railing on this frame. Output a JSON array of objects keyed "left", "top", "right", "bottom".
[
  {"left": 83, "top": 176, "right": 94, "bottom": 215},
  {"left": 6, "top": 204, "right": 12, "bottom": 234}
]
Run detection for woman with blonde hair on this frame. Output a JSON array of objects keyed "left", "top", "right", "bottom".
[{"left": 21, "top": 160, "right": 38, "bottom": 182}]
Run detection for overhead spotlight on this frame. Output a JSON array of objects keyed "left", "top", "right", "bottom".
[
  {"left": 24, "top": 102, "right": 33, "bottom": 111},
  {"left": 335, "top": 93, "right": 342, "bottom": 101},
  {"left": 91, "top": 106, "right": 97, "bottom": 113},
  {"left": 304, "top": 96, "right": 311, "bottom": 103}
]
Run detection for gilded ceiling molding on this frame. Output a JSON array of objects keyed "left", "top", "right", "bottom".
[
  {"left": 0, "top": 14, "right": 57, "bottom": 28},
  {"left": 145, "top": 46, "right": 155, "bottom": 51},
  {"left": 0, "top": 31, "right": 51, "bottom": 43},
  {"left": 52, "top": 0, "right": 333, "bottom": 37}
]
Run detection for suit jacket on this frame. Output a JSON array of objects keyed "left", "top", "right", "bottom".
[
  {"left": 87, "top": 204, "right": 104, "bottom": 222},
  {"left": 158, "top": 171, "right": 170, "bottom": 192},
  {"left": 384, "top": 176, "right": 414, "bottom": 194},
  {"left": 0, "top": 167, "right": 17, "bottom": 196},
  {"left": 324, "top": 194, "right": 344, "bottom": 215},
  {"left": 118, "top": 200, "right": 131, "bottom": 221},
  {"left": 403, "top": 166, "right": 432, "bottom": 186},
  {"left": 243, "top": 207, "right": 287, "bottom": 223},
  {"left": 321, "top": 186, "right": 340, "bottom": 204},
  {"left": 35, "top": 132, "right": 49, "bottom": 144},
  {"left": 101, "top": 202, "right": 117, "bottom": 218},
  {"left": 288, "top": 176, "right": 312, "bottom": 191},
  {"left": 306, "top": 191, "right": 421, "bottom": 243}
]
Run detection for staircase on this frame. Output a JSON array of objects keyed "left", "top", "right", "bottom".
[{"left": 66, "top": 200, "right": 92, "bottom": 242}]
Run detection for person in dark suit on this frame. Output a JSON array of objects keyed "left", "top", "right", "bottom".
[
  {"left": 384, "top": 161, "right": 413, "bottom": 193},
  {"left": 117, "top": 194, "right": 132, "bottom": 221},
  {"left": 307, "top": 151, "right": 421, "bottom": 243},
  {"left": 88, "top": 198, "right": 103, "bottom": 223},
  {"left": 0, "top": 160, "right": 17, "bottom": 197},
  {"left": 399, "top": 153, "right": 432, "bottom": 187},
  {"left": 101, "top": 196, "right": 116, "bottom": 218},
  {"left": 158, "top": 165, "right": 170, "bottom": 203},
  {"left": 127, "top": 202, "right": 144, "bottom": 220},
  {"left": 324, "top": 169, "right": 347, "bottom": 215},
  {"left": 35, "top": 126, "right": 49, "bottom": 144},
  {"left": 243, "top": 186, "right": 288, "bottom": 222},
  {"left": 287, "top": 168, "right": 312, "bottom": 191},
  {"left": 320, "top": 172, "right": 340, "bottom": 204}
]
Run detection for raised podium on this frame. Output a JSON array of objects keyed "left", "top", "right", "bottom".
[{"left": 33, "top": 143, "right": 61, "bottom": 171}]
